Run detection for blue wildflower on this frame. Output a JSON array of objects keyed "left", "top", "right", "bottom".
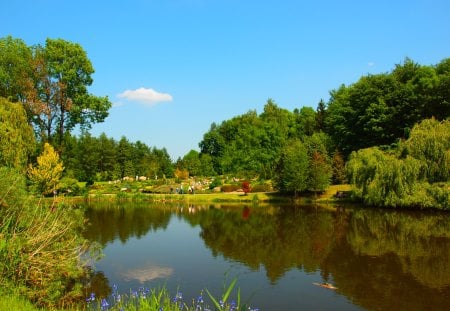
[
  {"left": 197, "top": 294, "right": 204, "bottom": 304},
  {"left": 100, "top": 298, "right": 109, "bottom": 310},
  {"left": 86, "top": 292, "right": 95, "bottom": 303},
  {"left": 131, "top": 290, "right": 138, "bottom": 298},
  {"left": 173, "top": 291, "right": 183, "bottom": 302}
]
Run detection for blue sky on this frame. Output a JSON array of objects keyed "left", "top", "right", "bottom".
[{"left": 2, "top": 0, "right": 449, "bottom": 159}]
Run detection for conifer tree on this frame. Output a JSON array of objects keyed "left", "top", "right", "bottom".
[{"left": 28, "top": 143, "right": 64, "bottom": 195}]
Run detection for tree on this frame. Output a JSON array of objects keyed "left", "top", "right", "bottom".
[
  {"left": 404, "top": 118, "right": 450, "bottom": 182},
  {"left": 0, "top": 36, "right": 34, "bottom": 102},
  {"left": 181, "top": 150, "right": 202, "bottom": 176},
  {"left": 0, "top": 98, "right": 35, "bottom": 171},
  {"left": 274, "top": 139, "right": 309, "bottom": 195},
  {"left": 28, "top": 143, "right": 64, "bottom": 195},
  {"left": 324, "top": 58, "right": 450, "bottom": 157},
  {"left": 309, "top": 151, "right": 332, "bottom": 192},
  {"left": 293, "top": 106, "right": 316, "bottom": 137},
  {"left": 331, "top": 150, "right": 346, "bottom": 184},
  {"left": 35, "top": 39, "right": 111, "bottom": 146},
  {"left": 0, "top": 36, "right": 112, "bottom": 149},
  {"left": 315, "top": 99, "right": 327, "bottom": 131}
]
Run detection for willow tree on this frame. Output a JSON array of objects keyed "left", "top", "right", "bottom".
[
  {"left": 405, "top": 118, "right": 450, "bottom": 182},
  {"left": 0, "top": 97, "right": 35, "bottom": 171}
]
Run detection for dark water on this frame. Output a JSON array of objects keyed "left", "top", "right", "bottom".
[{"left": 83, "top": 202, "right": 450, "bottom": 310}]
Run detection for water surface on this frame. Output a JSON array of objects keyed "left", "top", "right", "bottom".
[{"left": 83, "top": 202, "right": 450, "bottom": 310}]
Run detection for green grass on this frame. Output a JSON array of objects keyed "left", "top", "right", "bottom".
[{"left": 0, "top": 283, "right": 38, "bottom": 311}]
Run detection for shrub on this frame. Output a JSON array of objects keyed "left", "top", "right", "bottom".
[
  {"left": 221, "top": 184, "right": 240, "bottom": 192},
  {"left": 209, "top": 177, "right": 222, "bottom": 190},
  {"left": 58, "top": 177, "right": 82, "bottom": 196},
  {"left": 250, "top": 183, "right": 272, "bottom": 192}
]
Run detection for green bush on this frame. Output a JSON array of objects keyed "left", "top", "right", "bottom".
[
  {"left": 250, "top": 183, "right": 272, "bottom": 192},
  {"left": 209, "top": 177, "right": 222, "bottom": 190},
  {"left": 58, "top": 177, "right": 82, "bottom": 196}
]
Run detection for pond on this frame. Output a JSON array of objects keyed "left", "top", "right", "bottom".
[{"left": 82, "top": 201, "right": 450, "bottom": 310}]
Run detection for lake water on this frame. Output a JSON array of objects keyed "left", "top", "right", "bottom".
[{"left": 82, "top": 201, "right": 450, "bottom": 310}]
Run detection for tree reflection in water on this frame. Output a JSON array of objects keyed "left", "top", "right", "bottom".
[{"left": 83, "top": 202, "right": 450, "bottom": 310}]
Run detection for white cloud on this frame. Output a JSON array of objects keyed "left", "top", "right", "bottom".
[
  {"left": 368, "top": 62, "right": 375, "bottom": 67},
  {"left": 117, "top": 87, "right": 173, "bottom": 105}
]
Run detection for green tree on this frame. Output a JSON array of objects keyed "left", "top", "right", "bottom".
[
  {"left": 181, "top": 149, "right": 202, "bottom": 176},
  {"left": 0, "top": 36, "right": 34, "bottom": 102},
  {"left": 324, "top": 58, "right": 450, "bottom": 157},
  {"left": 331, "top": 149, "right": 346, "bottom": 184},
  {"left": 0, "top": 98, "right": 35, "bottom": 171},
  {"left": 404, "top": 118, "right": 450, "bottom": 182},
  {"left": 315, "top": 99, "right": 327, "bottom": 131},
  {"left": 0, "top": 36, "right": 112, "bottom": 149},
  {"left": 293, "top": 106, "right": 316, "bottom": 137},
  {"left": 36, "top": 39, "right": 111, "bottom": 145},
  {"left": 308, "top": 151, "right": 332, "bottom": 192},
  {"left": 274, "top": 139, "right": 309, "bottom": 195},
  {"left": 28, "top": 142, "right": 64, "bottom": 195}
]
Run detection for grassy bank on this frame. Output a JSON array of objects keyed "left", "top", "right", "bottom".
[{"left": 79, "top": 183, "right": 354, "bottom": 205}]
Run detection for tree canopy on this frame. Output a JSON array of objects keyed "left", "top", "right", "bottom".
[
  {"left": 325, "top": 58, "right": 450, "bottom": 157},
  {"left": 0, "top": 36, "right": 112, "bottom": 148}
]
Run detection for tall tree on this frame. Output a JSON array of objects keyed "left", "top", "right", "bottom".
[
  {"left": 0, "top": 98, "right": 36, "bottom": 171},
  {"left": 274, "top": 139, "right": 309, "bottom": 195},
  {"left": 0, "top": 36, "right": 112, "bottom": 149},
  {"left": 315, "top": 99, "right": 327, "bottom": 132},
  {"left": 0, "top": 36, "right": 34, "bottom": 102},
  {"left": 36, "top": 38, "right": 111, "bottom": 145}
]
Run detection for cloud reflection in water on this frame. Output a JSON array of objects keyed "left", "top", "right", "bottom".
[{"left": 121, "top": 264, "right": 174, "bottom": 283}]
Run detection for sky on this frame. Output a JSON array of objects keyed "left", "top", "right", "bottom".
[{"left": 1, "top": 0, "right": 450, "bottom": 160}]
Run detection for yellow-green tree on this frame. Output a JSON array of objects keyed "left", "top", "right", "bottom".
[
  {"left": 0, "top": 97, "right": 35, "bottom": 171},
  {"left": 28, "top": 143, "right": 64, "bottom": 195}
]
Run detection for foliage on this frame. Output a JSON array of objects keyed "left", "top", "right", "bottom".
[
  {"left": 308, "top": 151, "right": 332, "bottom": 192},
  {"left": 58, "top": 176, "right": 83, "bottom": 196},
  {"left": 221, "top": 184, "right": 241, "bottom": 192},
  {"left": 209, "top": 177, "right": 223, "bottom": 190},
  {"left": 0, "top": 97, "right": 36, "bottom": 171},
  {"left": 325, "top": 57, "right": 450, "bottom": 157},
  {"left": 0, "top": 35, "right": 112, "bottom": 149},
  {"left": 242, "top": 181, "right": 251, "bottom": 194},
  {"left": 174, "top": 167, "right": 189, "bottom": 180},
  {"left": 0, "top": 167, "right": 88, "bottom": 308},
  {"left": 274, "top": 139, "right": 310, "bottom": 194},
  {"left": 0, "top": 36, "right": 34, "bottom": 102},
  {"left": 200, "top": 99, "right": 307, "bottom": 179},
  {"left": 404, "top": 118, "right": 450, "bottom": 182},
  {"left": 61, "top": 132, "right": 174, "bottom": 182},
  {"left": 332, "top": 149, "right": 346, "bottom": 184},
  {"left": 28, "top": 142, "right": 64, "bottom": 195},
  {"left": 347, "top": 120, "right": 450, "bottom": 209}
]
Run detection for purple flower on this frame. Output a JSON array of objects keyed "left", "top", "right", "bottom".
[
  {"left": 86, "top": 292, "right": 95, "bottom": 303},
  {"left": 100, "top": 298, "right": 109, "bottom": 310}
]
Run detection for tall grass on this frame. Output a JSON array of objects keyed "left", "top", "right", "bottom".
[{"left": 0, "top": 167, "right": 89, "bottom": 308}]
